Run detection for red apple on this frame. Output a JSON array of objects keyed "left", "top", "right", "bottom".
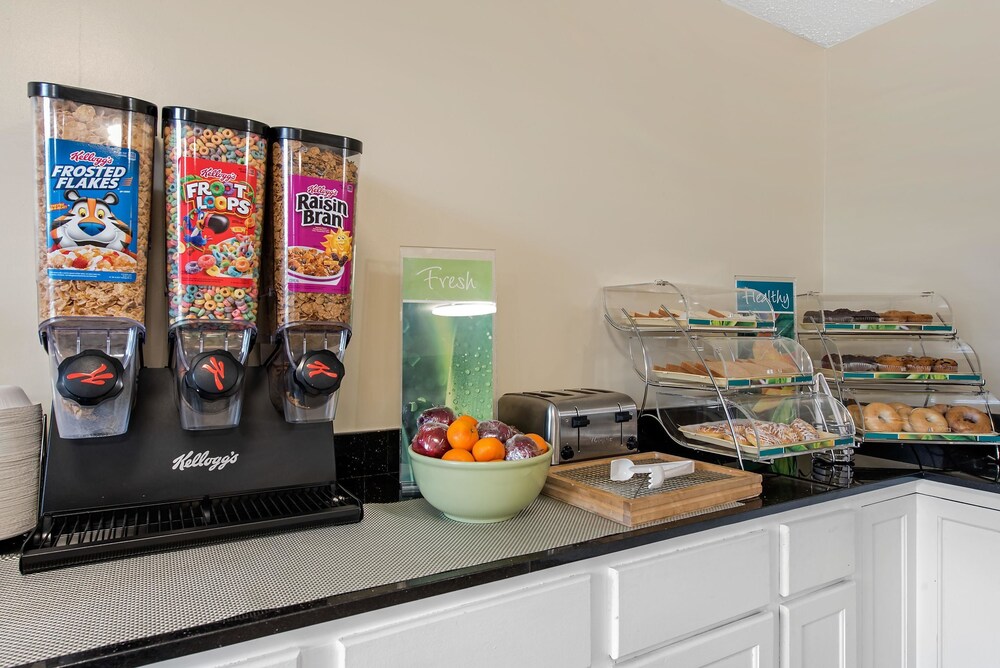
[
  {"left": 478, "top": 419, "right": 517, "bottom": 443},
  {"left": 505, "top": 434, "right": 542, "bottom": 460},
  {"left": 411, "top": 422, "right": 450, "bottom": 458},
  {"left": 418, "top": 406, "right": 457, "bottom": 428}
]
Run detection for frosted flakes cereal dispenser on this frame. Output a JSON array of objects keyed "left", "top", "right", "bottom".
[
  {"left": 29, "top": 83, "right": 156, "bottom": 439},
  {"left": 266, "top": 127, "right": 362, "bottom": 423},
  {"left": 163, "top": 107, "right": 268, "bottom": 430}
]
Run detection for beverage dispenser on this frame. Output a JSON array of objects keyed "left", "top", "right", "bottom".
[
  {"left": 28, "top": 83, "right": 156, "bottom": 439},
  {"left": 162, "top": 108, "right": 268, "bottom": 430},
  {"left": 266, "top": 127, "right": 362, "bottom": 422}
]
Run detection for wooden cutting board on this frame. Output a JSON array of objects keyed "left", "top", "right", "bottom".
[{"left": 542, "top": 452, "right": 762, "bottom": 526}]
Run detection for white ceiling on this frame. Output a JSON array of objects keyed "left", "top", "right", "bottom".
[{"left": 722, "top": 0, "right": 938, "bottom": 47}]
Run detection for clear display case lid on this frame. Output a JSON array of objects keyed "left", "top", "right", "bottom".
[
  {"left": 604, "top": 281, "right": 775, "bottom": 333},
  {"left": 842, "top": 387, "right": 999, "bottom": 443},
  {"left": 633, "top": 335, "right": 813, "bottom": 389},
  {"left": 797, "top": 291, "right": 954, "bottom": 334},
  {"left": 648, "top": 378, "right": 855, "bottom": 462},
  {"left": 798, "top": 334, "right": 983, "bottom": 385}
]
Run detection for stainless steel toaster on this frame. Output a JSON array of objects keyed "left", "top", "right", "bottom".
[{"left": 497, "top": 388, "right": 639, "bottom": 464}]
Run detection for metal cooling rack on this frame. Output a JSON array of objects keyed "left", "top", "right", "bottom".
[{"left": 559, "top": 456, "right": 734, "bottom": 499}]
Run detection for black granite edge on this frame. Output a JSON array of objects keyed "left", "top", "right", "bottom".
[{"left": 20, "top": 471, "right": 942, "bottom": 668}]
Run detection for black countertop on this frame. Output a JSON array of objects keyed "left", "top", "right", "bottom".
[{"left": 10, "top": 468, "right": 1000, "bottom": 668}]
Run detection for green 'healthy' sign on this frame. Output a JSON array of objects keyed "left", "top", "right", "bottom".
[{"left": 402, "top": 257, "right": 494, "bottom": 302}]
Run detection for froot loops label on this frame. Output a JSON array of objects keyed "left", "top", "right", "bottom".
[{"left": 176, "top": 157, "right": 258, "bottom": 289}]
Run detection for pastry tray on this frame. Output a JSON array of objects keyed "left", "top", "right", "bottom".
[
  {"left": 800, "top": 321, "right": 953, "bottom": 334},
  {"left": 822, "top": 369, "right": 982, "bottom": 383},
  {"left": 858, "top": 430, "right": 1000, "bottom": 443},
  {"left": 542, "top": 452, "right": 761, "bottom": 526},
  {"left": 652, "top": 369, "right": 814, "bottom": 389},
  {"left": 622, "top": 314, "right": 774, "bottom": 332},
  {"left": 679, "top": 421, "right": 854, "bottom": 458}
]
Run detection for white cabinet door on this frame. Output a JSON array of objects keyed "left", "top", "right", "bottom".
[
  {"left": 858, "top": 495, "right": 916, "bottom": 668},
  {"left": 619, "top": 612, "right": 776, "bottom": 668},
  {"left": 779, "top": 510, "right": 855, "bottom": 598},
  {"left": 915, "top": 495, "right": 1000, "bottom": 668},
  {"left": 779, "top": 581, "right": 856, "bottom": 668}
]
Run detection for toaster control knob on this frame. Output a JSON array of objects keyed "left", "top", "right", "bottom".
[
  {"left": 626, "top": 435, "right": 638, "bottom": 450},
  {"left": 560, "top": 445, "right": 575, "bottom": 461}
]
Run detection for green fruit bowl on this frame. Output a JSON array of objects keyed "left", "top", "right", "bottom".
[{"left": 408, "top": 447, "right": 552, "bottom": 523}]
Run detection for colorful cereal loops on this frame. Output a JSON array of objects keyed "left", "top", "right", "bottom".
[
  {"left": 29, "top": 83, "right": 156, "bottom": 325},
  {"left": 162, "top": 107, "right": 268, "bottom": 328},
  {"left": 269, "top": 127, "right": 362, "bottom": 330}
]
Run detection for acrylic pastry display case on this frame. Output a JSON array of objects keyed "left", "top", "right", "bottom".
[
  {"left": 604, "top": 281, "right": 775, "bottom": 333},
  {"left": 630, "top": 334, "right": 814, "bottom": 390},
  {"left": 843, "top": 387, "right": 999, "bottom": 444},
  {"left": 650, "top": 378, "right": 855, "bottom": 461},
  {"left": 798, "top": 334, "right": 984, "bottom": 385},
  {"left": 798, "top": 292, "right": 954, "bottom": 334}
]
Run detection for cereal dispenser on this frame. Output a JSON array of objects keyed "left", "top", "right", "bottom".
[
  {"left": 163, "top": 107, "right": 268, "bottom": 430},
  {"left": 266, "top": 127, "right": 362, "bottom": 423},
  {"left": 28, "top": 83, "right": 156, "bottom": 439}
]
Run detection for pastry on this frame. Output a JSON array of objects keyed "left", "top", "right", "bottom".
[
  {"left": 876, "top": 355, "right": 906, "bottom": 371},
  {"left": 932, "top": 358, "right": 958, "bottom": 373},
  {"left": 862, "top": 402, "right": 904, "bottom": 432},
  {"left": 946, "top": 406, "right": 992, "bottom": 434},
  {"left": 909, "top": 408, "right": 950, "bottom": 433}
]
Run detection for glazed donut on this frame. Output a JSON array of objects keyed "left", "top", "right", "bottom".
[
  {"left": 889, "top": 402, "right": 913, "bottom": 419},
  {"left": 863, "top": 402, "right": 904, "bottom": 432},
  {"left": 946, "top": 406, "right": 992, "bottom": 434},
  {"left": 909, "top": 408, "right": 950, "bottom": 433}
]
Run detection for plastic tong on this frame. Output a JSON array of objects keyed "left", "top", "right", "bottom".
[{"left": 609, "top": 459, "right": 695, "bottom": 489}]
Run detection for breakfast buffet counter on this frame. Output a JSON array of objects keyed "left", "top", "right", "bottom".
[{"left": 0, "top": 468, "right": 971, "bottom": 668}]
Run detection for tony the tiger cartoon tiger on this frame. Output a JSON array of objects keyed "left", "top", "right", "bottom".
[{"left": 50, "top": 189, "right": 134, "bottom": 255}]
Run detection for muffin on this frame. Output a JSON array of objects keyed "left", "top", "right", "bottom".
[
  {"left": 933, "top": 358, "right": 958, "bottom": 373},
  {"left": 876, "top": 354, "right": 906, "bottom": 371}
]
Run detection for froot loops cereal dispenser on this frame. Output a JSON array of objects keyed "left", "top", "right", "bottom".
[
  {"left": 267, "top": 127, "right": 362, "bottom": 423},
  {"left": 28, "top": 83, "right": 156, "bottom": 439},
  {"left": 163, "top": 107, "right": 268, "bottom": 430}
]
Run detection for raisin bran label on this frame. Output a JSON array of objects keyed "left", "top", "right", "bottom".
[
  {"left": 177, "top": 157, "right": 258, "bottom": 289},
  {"left": 285, "top": 174, "right": 355, "bottom": 295},
  {"left": 45, "top": 138, "right": 140, "bottom": 282}
]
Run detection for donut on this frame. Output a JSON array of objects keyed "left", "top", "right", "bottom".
[
  {"left": 946, "top": 406, "right": 992, "bottom": 434},
  {"left": 909, "top": 408, "right": 950, "bottom": 433},
  {"left": 889, "top": 402, "right": 913, "bottom": 418},
  {"left": 863, "top": 402, "right": 904, "bottom": 432}
]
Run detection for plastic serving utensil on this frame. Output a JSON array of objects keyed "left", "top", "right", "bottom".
[{"left": 609, "top": 459, "right": 695, "bottom": 489}]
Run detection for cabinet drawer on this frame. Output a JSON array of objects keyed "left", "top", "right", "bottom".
[
  {"left": 778, "top": 510, "right": 855, "bottom": 597},
  {"left": 337, "top": 573, "right": 590, "bottom": 668},
  {"left": 609, "top": 529, "right": 771, "bottom": 659},
  {"left": 619, "top": 611, "right": 775, "bottom": 667}
]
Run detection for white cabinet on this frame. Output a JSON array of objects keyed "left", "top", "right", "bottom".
[
  {"left": 858, "top": 495, "right": 916, "bottom": 668},
  {"left": 778, "top": 510, "right": 855, "bottom": 598},
  {"left": 608, "top": 529, "right": 771, "bottom": 659},
  {"left": 915, "top": 494, "right": 1000, "bottom": 668},
  {"left": 620, "top": 612, "right": 776, "bottom": 668},
  {"left": 779, "top": 581, "right": 857, "bottom": 668}
]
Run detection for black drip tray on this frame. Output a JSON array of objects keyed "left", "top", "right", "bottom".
[{"left": 20, "top": 483, "right": 362, "bottom": 573}]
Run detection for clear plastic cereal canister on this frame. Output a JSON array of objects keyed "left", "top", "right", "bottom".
[
  {"left": 162, "top": 107, "right": 268, "bottom": 430},
  {"left": 28, "top": 82, "right": 156, "bottom": 439},
  {"left": 266, "top": 127, "right": 362, "bottom": 423}
]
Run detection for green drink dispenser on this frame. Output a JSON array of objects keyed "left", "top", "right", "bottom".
[{"left": 400, "top": 248, "right": 496, "bottom": 496}]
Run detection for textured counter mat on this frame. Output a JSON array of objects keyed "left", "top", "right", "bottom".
[{"left": 0, "top": 496, "right": 740, "bottom": 666}]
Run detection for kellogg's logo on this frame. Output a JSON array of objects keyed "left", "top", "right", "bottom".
[
  {"left": 69, "top": 150, "right": 114, "bottom": 167},
  {"left": 171, "top": 449, "right": 239, "bottom": 472},
  {"left": 296, "top": 185, "right": 349, "bottom": 227}
]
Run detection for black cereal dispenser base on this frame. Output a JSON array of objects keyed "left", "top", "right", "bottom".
[{"left": 20, "top": 366, "right": 362, "bottom": 574}]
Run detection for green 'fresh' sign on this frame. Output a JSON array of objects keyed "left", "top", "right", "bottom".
[{"left": 402, "top": 257, "right": 494, "bottom": 302}]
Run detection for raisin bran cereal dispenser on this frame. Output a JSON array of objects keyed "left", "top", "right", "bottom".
[
  {"left": 28, "top": 83, "right": 156, "bottom": 439},
  {"left": 267, "top": 128, "right": 362, "bottom": 423},
  {"left": 163, "top": 108, "right": 267, "bottom": 430}
]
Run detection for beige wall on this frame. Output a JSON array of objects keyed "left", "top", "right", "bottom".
[
  {"left": 0, "top": 1, "right": 825, "bottom": 431},
  {"left": 825, "top": 0, "right": 1000, "bottom": 383}
]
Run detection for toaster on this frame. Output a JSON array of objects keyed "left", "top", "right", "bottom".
[{"left": 497, "top": 388, "right": 639, "bottom": 464}]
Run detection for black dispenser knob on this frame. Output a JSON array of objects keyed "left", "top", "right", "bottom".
[
  {"left": 56, "top": 350, "right": 125, "bottom": 406},
  {"left": 293, "top": 350, "right": 345, "bottom": 395},
  {"left": 186, "top": 350, "right": 243, "bottom": 399}
]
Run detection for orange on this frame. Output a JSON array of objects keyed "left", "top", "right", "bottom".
[
  {"left": 442, "top": 448, "right": 475, "bottom": 462},
  {"left": 453, "top": 415, "right": 478, "bottom": 429},
  {"left": 447, "top": 421, "right": 479, "bottom": 451},
  {"left": 472, "top": 437, "right": 506, "bottom": 462},
  {"left": 525, "top": 433, "right": 549, "bottom": 453}
]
